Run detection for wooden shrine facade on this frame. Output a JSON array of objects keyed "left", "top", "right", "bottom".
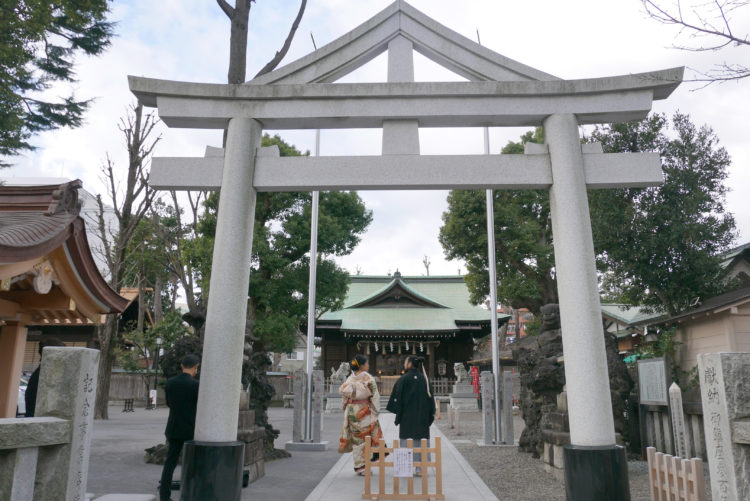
[{"left": 315, "top": 272, "right": 508, "bottom": 379}]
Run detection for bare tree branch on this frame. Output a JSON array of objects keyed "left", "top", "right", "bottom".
[
  {"left": 216, "top": 0, "right": 235, "bottom": 19},
  {"left": 642, "top": 0, "right": 749, "bottom": 82},
  {"left": 254, "top": 0, "right": 307, "bottom": 78}
]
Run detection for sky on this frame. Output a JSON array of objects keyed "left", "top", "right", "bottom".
[{"left": 3, "top": 0, "right": 749, "bottom": 278}]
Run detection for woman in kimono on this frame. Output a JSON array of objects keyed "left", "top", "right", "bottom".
[
  {"left": 386, "top": 355, "right": 436, "bottom": 476},
  {"left": 338, "top": 354, "right": 384, "bottom": 475}
]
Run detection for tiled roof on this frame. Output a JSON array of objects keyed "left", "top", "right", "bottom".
[
  {"left": 0, "top": 212, "right": 77, "bottom": 248},
  {"left": 0, "top": 180, "right": 127, "bottom": 314},
  {"left": 666, "top": 286, "right": 750, "bottom": 323},
  {"left": 721, "top": 242, "right": 750, "bottom": 268},
  {"left": 319, "top": 275, "right": 508, "bottom": 332},
  {"left": 0, "top": 180, "right": 82, "bottom": 260},
  {"left": 600, "top": 303, "right": 666, "bottom": 326}
]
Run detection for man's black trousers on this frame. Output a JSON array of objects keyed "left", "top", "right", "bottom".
[{"left": 160, "top": 438, "right": 185, "bottom": 500}]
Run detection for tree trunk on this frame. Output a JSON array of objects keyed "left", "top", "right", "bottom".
[
  {"left": 94, "top": 316, "right": 118, "bottom": 419},
  {"left": 273, "top": 352, "right": 283, "bottom": 371},
  {"left": 137, "top": 275, "right": 145, "bottom": 334},
  {"left": 154, "top": 275, "right": 164, "bottom": 324},
  {"left": 227, "top": 0, "right": 251, "bottom": 84}
]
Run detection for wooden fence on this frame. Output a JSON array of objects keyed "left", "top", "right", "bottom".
[
  {"left": 641, "top": 403, "right": 706, "bottom": 460},
  {"left": 363, "top": 436, "right": 444, "bottom": 501},
  {"left": 430, "top": 379, "right": 455, "bottom": 396},
  {"left": 647, "top": 447, "right": 706, "bottom": 501}
]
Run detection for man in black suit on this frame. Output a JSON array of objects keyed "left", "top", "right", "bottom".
[
  {"left": 159, "top": 354, "right": 200, "bottom": 501},
  {"left": 25, "top": 337, "right": 66, "bottom": 417}
]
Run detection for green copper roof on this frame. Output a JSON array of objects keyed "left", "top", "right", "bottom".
[
  {"left": 600, "top": 303, "right": 666, "bottom": 326},
  {"left": 347, "top": 276, "right": 448, "bottom": 309},
  {"left": 721, "top": 241, "right": 750, "bottom": 268},
  {"left": 319, "top": 275, "right": 508, "bottom": 332}
]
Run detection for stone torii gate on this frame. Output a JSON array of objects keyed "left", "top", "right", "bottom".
[{"left": 129, "top": 2, "right": 682, "bottom": 499}]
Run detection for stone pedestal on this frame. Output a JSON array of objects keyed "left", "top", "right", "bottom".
[
  {"left": 698, "top": 352, "right": 750, "bottom": 501},
  {"left": 449, "top": 383, "right": 478, "bottom": 411},
  {"left": 563, "top": 445, "right": 630, "bottom": 501},
  {"left": 325, "top": 394, "right": 343, "bottom": 414},
  {"left": 479, "top": 371, "right": 496, "bottom": 445},
  {"left": 501, "top": 371, "right": 515, "bottom": 445},
  {"left": 181, "top": 441, "right": 244, "bottom": 501},
  {"left": 285, "top": 370, "right": 328, "bottom": 451},
  {"left": 237, "top": 409, "right": 264, "bottom": 484}
]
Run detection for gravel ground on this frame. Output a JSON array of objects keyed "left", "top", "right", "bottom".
[{"left": 435, "top": 412, "right": 712, "bottom": 501}]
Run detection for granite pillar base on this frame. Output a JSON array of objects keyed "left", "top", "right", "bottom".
[
  {"left": 563, "top": 444, "right": 630, "bottom": 501},
  {"left": 180, "top": 441, "right": 244, "bottom": 501}
]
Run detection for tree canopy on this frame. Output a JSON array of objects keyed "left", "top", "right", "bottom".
[
  {"left": 1, "top": 1, "right": 113, "bottom": 166},
  {"left": 440, "top": 128, "right": 557, "bottom": 313},
  {"left": 440, "top": 113, "right": 736, "bottom": 316},
  {"left": 192, "top": 134, "right": 373, "bottom": 354},
  {"left": 589, "top": 112, "right": 736, "bottom": 315}
]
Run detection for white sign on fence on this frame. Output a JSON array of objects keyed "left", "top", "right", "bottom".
[
  {"left": 638, "top": 358, "right": 669, "bottom": 405},
  {"left": 392, "top": 448, "right": 414, "bottom": 477}
]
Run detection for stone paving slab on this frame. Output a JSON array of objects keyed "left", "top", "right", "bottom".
[
  {"left": 87, "top": 406, "right": 344, "bottom": 501},
  {"left": 306, "top": 413, "right": 498, "bottom": 501}
]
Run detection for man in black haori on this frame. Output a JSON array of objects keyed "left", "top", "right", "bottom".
[{"left": 386, "top": 355, "right": 436, "bottom": 476}]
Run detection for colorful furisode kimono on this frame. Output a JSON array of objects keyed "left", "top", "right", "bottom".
[{"left": 337, "top": 371, "right": 383, "bottom": 470}]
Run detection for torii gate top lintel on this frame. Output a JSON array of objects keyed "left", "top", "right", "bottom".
[{"left": 128, "top": 0, "right": 683, "bottom": 130}]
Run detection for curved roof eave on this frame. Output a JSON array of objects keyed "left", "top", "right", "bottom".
[{"left": 63, "top": 218, "right": 129, "bottom": 314}]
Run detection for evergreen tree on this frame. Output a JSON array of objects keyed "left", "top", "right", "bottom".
[
  {"left": 1, "top": 1, "right": 113, "bottom": 165},
  {"left": 589, "top": 112, "right": 736, "bottom": 314},
  {"left": 440, "top": 113, "right": 736, "bottom": 316}
]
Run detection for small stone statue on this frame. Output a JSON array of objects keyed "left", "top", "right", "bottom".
[
  {"left": 538, "top": 303, "right": 561, "bottom": 335},
  {"left": 329, "top": 362, "right": 351, "bottom": 386},
  {"left": 453, "top": 362, "right": 469, "bottom": 384}
]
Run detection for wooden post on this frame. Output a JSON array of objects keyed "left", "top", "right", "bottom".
[
  {"left": 364, "top": 436, "right": 372, "bottom": 496},
  {"left": 647, "top": 446, "right": 706, "bottom": 501},
  {"left": 392, "top": 439, "right": 400, "bottom": 495},
  {"left": 379, "top": 437, "right": 386, "bottom": 496},
  {"left": 407, "top": 439, "right": 414, "bottom": 495},
  {"left": 435, "top": 437, "right": 443, "bottom": 498},
  {"left": 420, "top": 439, "right": 428, "bottom": 495}
]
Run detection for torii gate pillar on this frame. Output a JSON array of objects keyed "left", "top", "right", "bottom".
[
  {"left": 545, "top": 113, "right": 629, "bottom": 500},
  {"left": 180, "top": 117, "right": 262, "bottom": 501}
]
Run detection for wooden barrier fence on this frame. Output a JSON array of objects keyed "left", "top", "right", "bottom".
[
  {"left": 647, "top": 447, "right": 706, "bottom": 501},
  {"left": 641, "top": 404, "right": 706, "bottom": 460},
  {"left": 363, "top": 437, "right": 444, "bottom": 501}
]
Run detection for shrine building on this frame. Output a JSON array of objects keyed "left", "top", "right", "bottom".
[
  {"left": 0, "top": 180, "right": 128, "bottom": 417},
  {"left": 315, "top": 271, "right": 509, "bottom": 380}
]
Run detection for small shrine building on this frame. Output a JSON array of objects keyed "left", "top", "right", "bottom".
[
  {"left": 0, "top": 180, "right": 128, "bottom": 417},
  {"left": 315, "top": 271, "right": 509, "bottom": 380}
]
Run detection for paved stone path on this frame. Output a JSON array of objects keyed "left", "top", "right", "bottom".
[
  {"left": 87, "top": 405, "right": 343, "bottom": 500},
  {"left": 306, "top": 412, "right": 498, "bottom": 501},
  {"left": 87, "top": 405, "right": 497, "bottom": 500},
  {"left": 88, "top": 404, "right": 712, "bottom": 500}
]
